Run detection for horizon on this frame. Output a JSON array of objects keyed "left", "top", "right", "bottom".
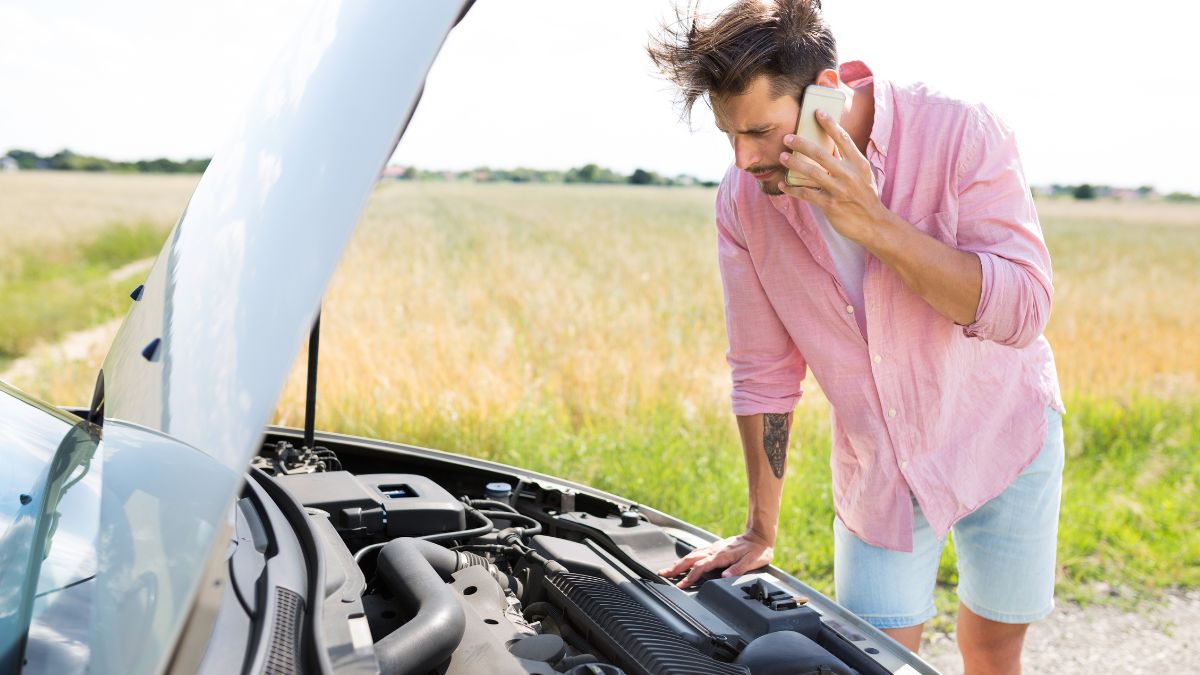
[{"left": 5, "top": 148, "right": 1184, "bottom": 196}]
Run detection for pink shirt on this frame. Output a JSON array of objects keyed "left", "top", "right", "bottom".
[{"left": 716, "top": 62, "right": 1065, "bottom": 552}]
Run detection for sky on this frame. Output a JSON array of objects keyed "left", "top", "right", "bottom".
[{"left": 1, "top": 0, "right": 1196, "bottom": 192}]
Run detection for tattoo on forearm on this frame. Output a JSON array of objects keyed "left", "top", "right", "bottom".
[{"left": 762, "top": 413, "right": 790, "bottom": 479}]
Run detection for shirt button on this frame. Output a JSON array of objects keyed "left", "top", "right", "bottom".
[
  {"left": 900, "top": 460, "right": 909, "bottom": 469},
  {"left": 887, "top": 408, "right": 897, "bottom": 418},
  {"left": 845, "top": 305, "right": 855, "bottom": 314},
  {"left": 873, "top": 354, "right": 882, "bottom": 364}
]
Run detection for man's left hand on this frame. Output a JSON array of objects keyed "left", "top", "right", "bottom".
[{"left": 778, "top": 110, "right": 890, "bottom": 247}]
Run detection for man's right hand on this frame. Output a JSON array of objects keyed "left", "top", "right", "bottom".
[
  {"left": 657, "top": 532, "right": 774, "bottom": 589},
  {"left": 660, "top": 412, "right": 789, "bottom": 589}
]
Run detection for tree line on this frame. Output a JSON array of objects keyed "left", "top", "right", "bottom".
[
  {"left": 1043, "top": 183, "right": 1198, "bottom": 203},
  {"left": 393, "top": 163, "right": 718, "bottom": 187},
  {"left": 7, "top": 149, "right": 1193, "bottom": 199},
  {"left": 4, "top": 149, "right": 209, "bottom": 173},
  {"left": 2, "top": 149, "right": 716, "bottom": 187}
]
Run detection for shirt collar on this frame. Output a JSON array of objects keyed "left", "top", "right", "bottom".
[{"left": 839, "top": 60, "right": 892, "bottom": 161}]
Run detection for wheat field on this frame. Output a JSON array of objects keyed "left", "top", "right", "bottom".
[
  {"left": 0, "top": 172, "right": 197, "bottom": 253},
  {"left": 271, "top": 181, "right": 1200, "bottom": 419}
]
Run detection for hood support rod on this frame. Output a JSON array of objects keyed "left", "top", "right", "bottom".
[{"left": 303, "top": 310, "right": 320, "bottom": 450}]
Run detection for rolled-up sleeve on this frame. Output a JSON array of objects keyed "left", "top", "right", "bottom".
[
  {"left": 715, "top": 178, "right": 806, "bottom": 415},
  {"left": 955, "top": 105, "right": 1054, "bottom": 349}
]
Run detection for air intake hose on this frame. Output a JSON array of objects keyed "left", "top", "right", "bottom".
[
  {"left": 407, "top": 537, "right": 512, "bottom": 589},
  {"left": 373, "top": 538, "right": 467, "bottom": 675}
]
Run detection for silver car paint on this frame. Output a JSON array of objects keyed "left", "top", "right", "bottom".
[{"left": 102, "top": 1, "right": 468, "bottom": 472}]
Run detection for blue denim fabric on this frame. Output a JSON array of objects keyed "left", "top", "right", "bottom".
[{"left": 833, "top": 407, "right": 1064, "bottom": 628}]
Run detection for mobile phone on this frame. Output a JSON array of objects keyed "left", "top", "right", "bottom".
[{"left": 784, "top": 84, "right": 848, "bottom": 188}]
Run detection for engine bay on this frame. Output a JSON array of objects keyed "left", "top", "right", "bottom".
[{"left": 238, "top": 435, "right": 919, "bottom": 675}]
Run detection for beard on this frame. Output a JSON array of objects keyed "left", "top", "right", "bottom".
[
  {"left": 748, "top": 165, "right": 785, "bottom": 195},
  {"left": 758, "top": 179, "right": 784, "bottom": 196}
]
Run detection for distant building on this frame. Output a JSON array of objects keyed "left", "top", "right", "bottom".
[
  {"left": 379, "top": 164, "right": 408, "bottom": 179},
  {"left": 0, "top": 156, "right": 18, "bottom": 172}
]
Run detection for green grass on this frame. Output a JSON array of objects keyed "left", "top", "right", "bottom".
[
  {"left": 1055, "top": 395, "right": 1200, "bottom": 596},
  {"left": 0, "top": 221, "right": 167, "bottom": 362},
  {"left": 78, "top": 221, "right": 166, "bottom": 267},
  {"left": 325, "top": 390, "right": 1200, "bottom": 613}
]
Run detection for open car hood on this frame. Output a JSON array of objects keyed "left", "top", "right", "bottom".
[{"left": 100, "top": 1, "right": 469, "bottom": 471}]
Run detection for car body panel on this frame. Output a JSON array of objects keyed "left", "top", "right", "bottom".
[{"left": 101, "top": 1, "right": 468, "bottom": 475}]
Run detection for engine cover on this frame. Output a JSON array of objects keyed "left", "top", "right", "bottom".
[{"left": 276, "top": 471, "right": 466, "bottom": 536}]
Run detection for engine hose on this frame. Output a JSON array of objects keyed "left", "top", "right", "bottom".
[
  {"left": 522, "top": 602, "right": 594, "bottom": 657},
  {"left": 468, "top": 499, "right": 518, "bottom": 513},
  {"left": 500, "top": 530, "right": 566, "bottom": 575},
  {"left": 559, "top": 654, "right": 602, "bottom": 669},
  {"left": 478, "top": 510, "right": 542, "bottom": 536},
  {"left": 406, "top": 537, "right": 514, "bottom": 590},
  {"left": 421, "top": 507, "right": 495, "bottom": 542},
  {"left": 354, "top": 509, "right": 496, "bottom": 565},
  {"left": 373, "top": 538, "right": 467, "bottom": 675}
]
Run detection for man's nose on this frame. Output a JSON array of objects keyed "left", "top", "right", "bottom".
[{"left": 732, "top": 136, "right": 761, "bottom": 172}]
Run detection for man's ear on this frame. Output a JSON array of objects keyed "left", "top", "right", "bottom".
[{"left": 814, "top": 67, "right": 840, "bottom": 89}]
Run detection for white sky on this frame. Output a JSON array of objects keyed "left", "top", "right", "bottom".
[{"left": 1, "top": 0, "right": 1196, "bottom": 192}]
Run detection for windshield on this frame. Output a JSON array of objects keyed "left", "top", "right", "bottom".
[
  {"left": 0, "top": 385, "right": 240, "bottom": 675},
  {"left": 0, "top": 388, "right": 100, "bottom": 673}
]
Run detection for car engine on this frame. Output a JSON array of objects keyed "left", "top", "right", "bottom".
[{"left": 249, "top": 439, "right": 899, "bottom": 675}]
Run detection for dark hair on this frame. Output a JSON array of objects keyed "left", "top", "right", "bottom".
[{"left": 648, "top": 0, "right": 837, "bottom": 122}]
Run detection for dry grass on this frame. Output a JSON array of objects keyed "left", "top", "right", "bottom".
[
  {"left": 0, "top": 172, "right": 197, "bottom": 255},
  {"left": 273, "top": 182, "right": 741, "bottom": 431},
  {"left": 5, "top": 174, "right": 1196, "bottom": 418},
  {"left": 268, "top": 183, "right": 1200, "bottom": 428},
  {"left": 1036, "top": 197, "right": 1200, "bottom": 228},
  {"left": 1040, "top": 199, "right": 1200, "bottom": 398}
]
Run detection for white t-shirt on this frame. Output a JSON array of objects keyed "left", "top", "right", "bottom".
[{"left": 810, "top": 204, "right": 867, "bottom": 335}]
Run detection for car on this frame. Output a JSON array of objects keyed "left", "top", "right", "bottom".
[{"left": 1, "top": 3, "right": 939, "bottom": 674}]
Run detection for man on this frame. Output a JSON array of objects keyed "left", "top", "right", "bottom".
[{"left": 648, "top": 1, "right": 1065, "bottom": 673}]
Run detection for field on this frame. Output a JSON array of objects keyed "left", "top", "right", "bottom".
[
  {"left": 0, "top": 172, "right": 198, "bottom": 362},
  {"left": 3, "top": 173, "right": 1198, "bottom": 628}
]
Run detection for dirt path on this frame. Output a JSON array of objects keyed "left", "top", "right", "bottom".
[
  {"left": 1, "top": 258, "right": 150, "bottom": 388},
  {"left": 1, "top": 318, "right": 122, "bottom": 384},
  {"left": 920, "top": 590, "right": 1200, "bottom": 673}
]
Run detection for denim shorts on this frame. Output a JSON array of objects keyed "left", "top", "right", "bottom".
[{"left": 833, "top": 406, "right": 1064, "bottom": 628}]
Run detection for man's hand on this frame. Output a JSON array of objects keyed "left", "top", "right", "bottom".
[
  {"left": 657, "top": 532, "right": 774, "bottom": 589},
  {"left": 779, "top": 110, "right": 984, "bottom": 326},
  {"left": 777, "top": 109, "right": 888, "bottom": 248}
]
